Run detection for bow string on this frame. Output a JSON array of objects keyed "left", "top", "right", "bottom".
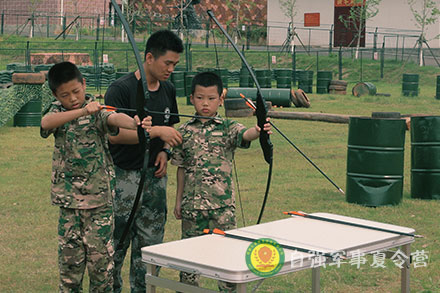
[
  {"left": 207, "top": 10, "right": 273, "bottom": 224},
  {"left": 111, "top": 0, "right": 151, "bottom": 249}
]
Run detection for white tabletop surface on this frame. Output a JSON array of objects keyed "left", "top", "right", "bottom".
[{"left": 141, "top": 212, "right": 415, "bottom": 282}]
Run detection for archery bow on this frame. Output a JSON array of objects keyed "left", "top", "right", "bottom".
[
  {"left": 111, "top": 0, "right": 151, "bottom": 250},
  {"left": 207, "top": 10, "right": 273, "bottom": 225}
]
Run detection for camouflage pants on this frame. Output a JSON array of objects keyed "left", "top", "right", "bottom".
[
  {"left": 113, "top": 166, "right": 167, "bottom": 293},
  {"left": 58, "top": 204, "right": 114, "bottom": 293},
  {"left": 180, "top": 206, "right": 237, "bottom": 292}
]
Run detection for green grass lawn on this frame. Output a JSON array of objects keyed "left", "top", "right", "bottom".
[{"left": 1, "top": 85, "right": 440, "bottom": 291}]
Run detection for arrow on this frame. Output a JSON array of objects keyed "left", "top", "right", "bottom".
[
  {"left": 100, "top": 105, "right": 137, "bottom": 113},
  {"left": 204, "top": 228, "right": 346, "bottom": 259},
  {"left": 284, "top": 211, "right": 423, "bottom": 238}
]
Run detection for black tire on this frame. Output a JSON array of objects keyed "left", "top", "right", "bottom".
[
  {"left": 330, "top": 80, "right": 348, "bottom": 86},
  {"left": 225, "top": 108, "right": 254, "bottom": 117}
]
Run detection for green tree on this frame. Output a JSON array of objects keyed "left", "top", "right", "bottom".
[
  {"left": 339, "top": 0, "right": 381, "bottom": 59},
  {"left": 278, "top": 0, "right": 297, "bottom": 53},
  {"left": 225, "top": 0, "right": 255, "bottom": 44},
  {"left": 407, "top": 0, "right": 440, "bottom": 66}
]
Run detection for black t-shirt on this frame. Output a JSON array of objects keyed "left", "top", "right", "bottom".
[{"left": 104, "top": 72, "right": 180, "bottom": 170}]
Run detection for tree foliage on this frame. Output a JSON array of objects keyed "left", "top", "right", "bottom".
[
  {"left": 339, "top": 0, "right": 381, "bottom": 57},
  {"left": 408, "top": 0, "right": 440, "bottom": 41}
]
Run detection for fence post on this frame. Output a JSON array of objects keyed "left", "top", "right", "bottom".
[
  {"left": 329, "top": 24, "right": 333, "bottom": 54},
  {"left": 395, "top": 34, "right": 399, "bottom": 61},
  {"left": 26, "top": 41, "right": 31, "bottom": 72},
  {"left": 338, "top": 47, "right": 343, "bottom": 80},
  {"left": 380, "top": 41, "right": 385, "bottom": 79},
  {"left": 205, "top": 20, "right": 209, "bottom": 48},
  {"left": 30, "top": 13, "right": 35, "bottom": 38},
  {"left": 96, "top": 15, "right": 100, "bottom": 41},
  {"left": 373, "top": 27, "right": 377, "bottom": 60},
  {"left": 132, "top": 14, "right": 136, "bottom": 36},
  {"left": 1, "top": 11, "right": 4, "bottom": 35},
  {"left": 62, "top": 15, "right": 66, "bottom": 39},
  {"left": 316, "top": 51, "right": 319, "bottom": 73},
  {"left": 246, "top": 25, "right": 250, "bottom": 50},
  {"left": 46, "top": 15, "right": 50, "bottom": 37},
  {"left": 292, "top": 45, "right": 296, "bottom": 85}
]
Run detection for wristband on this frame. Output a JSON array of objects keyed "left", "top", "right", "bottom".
[{"left": 161, "top": 148, "right": 172, "bottom": 160}]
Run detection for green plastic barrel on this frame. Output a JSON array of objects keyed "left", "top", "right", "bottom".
[
  {"left": 346, "top": 117, "right": 406, "bottom": 206},
  {"left": 274, "top": 69, "right": 292, "bottom": 89},
  {"left": 297, "top": 70, "right": 313, "bottom": 93},
  {"left": 352, "top": 82, "right": 377, "bottom": 97},
  {"left": 435, "top": 75, "right": 440, "bottom": 100},
  {"left": 171, "top": 71, "right": 185, "bottom": 97},
  {"left": 411, "top": 116, "right": 440, "bottom": 199},
  {"left": 316, "top": 71, "right": 332, "bottom": 94},
  {"left": 402, "top": 73, "right": 419, "bottom": 97},
  {"left": 292, "top": 69, "right": 303, "bottom": 86},
  {"left": 14, "top": 99, "right": 42, "bottom": 127},
  {"left": 255, "top": 69, "right": 271, "bottom": 88},
  {"left": 226, "top": 87, "right": 291, "bottom": 107},
  {"left": 239, "top": 66, "right": 254, "bottom": 88}
]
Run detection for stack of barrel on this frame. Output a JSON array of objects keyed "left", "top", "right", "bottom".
[
  {"left": 297, "top": 70, "right": 313, "bottom": 93},
  {"left": 274, "top": 69, "right": 292, "bottom": 89},
  {"left": 316, "top": 71, "right": 332, "bottom": 94},
  {"left": 170, "top": 71, "right": 185, "bottom": 98},
  {"left": 402, "top": 73, "right": 419, "bottom": 96},
  {"left": 12, "top": 72, "right": 47, "bottom": 127}
]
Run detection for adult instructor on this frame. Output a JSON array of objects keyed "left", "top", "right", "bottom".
[{"left": 104, "top": 30, "right": 183, "bottom": 292}]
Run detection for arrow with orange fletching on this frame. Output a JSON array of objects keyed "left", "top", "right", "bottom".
[
  {"left": 100, "top": 105, "right": 137, "bottom": 113},
  {"left": 203, "top": 228, "right": 345, "bottom": 259},
  {"left": 284, "top": 211, "right": 423, "bottom": 238}
]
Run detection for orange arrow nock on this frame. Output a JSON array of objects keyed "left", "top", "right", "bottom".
[
  {"left": 284, "top": 211, "right": 306, "bottom": 217},
  {"left": 239, "top": 93, "right": 256, "bottom": 110},
  {"left": 212, "top": 228, "right": 226, "bottom": 235}
]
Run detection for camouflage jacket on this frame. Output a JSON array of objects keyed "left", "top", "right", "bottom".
[
  {"left": 171, "top": 115, "right": 250, "bottom": 210},
  {"left": 41, "top": 95, "right": 118, "bottom": 209}
]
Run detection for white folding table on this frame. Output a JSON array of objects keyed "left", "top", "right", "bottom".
[{"left": 141, "top": 212, "right": 415, "bottom": 292}]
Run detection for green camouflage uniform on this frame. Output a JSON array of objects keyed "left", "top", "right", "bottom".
[
  {"left": 112, "top": 166, "right": 167, "bottom": 293},
  {"left": 41, "top": 95, "right": 118, "bottom": 292},
  {"left": 171, "top": 115, "right": 250, "bottom": 292}
]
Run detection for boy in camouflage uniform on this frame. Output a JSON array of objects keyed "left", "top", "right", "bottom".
[
  {"left": 171, "top": 72, "right": 272, "bottom": 292},
  {"left": 41, "top": 61, "right": 151, "bottom": 292}
]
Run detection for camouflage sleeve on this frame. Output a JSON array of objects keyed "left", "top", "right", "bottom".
[
  {"left": 40, "top": 102, "right": 61, "bottom": 138},
  {"left": 228, "top": 120, "right": 251, "bottom": 149},
  {"left": 97, "top": 110, "right": 119, "bottom": 136},
  {"left": 170, "top": 125, "right": 186, "bottom": 167}
]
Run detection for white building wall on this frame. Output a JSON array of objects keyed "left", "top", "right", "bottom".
[{"left": 268, "top": 0, "right": 440, "bottom": 48}]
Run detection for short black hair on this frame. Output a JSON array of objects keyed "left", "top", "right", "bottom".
[
  {"left": 191, "top": 71, "right": 223, "bottom": 96},
  {"left": 145, "top": 30, "right": 184, "bottom": 59},
  {"left": 48, "top": 61, "right": 83, "bottom": 93}
]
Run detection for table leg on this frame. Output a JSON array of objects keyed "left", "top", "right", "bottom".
[
  {"left": 312, "top": 267, "right": 320, "bottom": 292},
  {"left": 146, "top": 264, "right": 157, "bottom": 293},
  {"left": 401, "top": 244, "right": 411, "bottom": 293},
  {"left": 236, "top": 283, "right": 247, "bottom": 293}
]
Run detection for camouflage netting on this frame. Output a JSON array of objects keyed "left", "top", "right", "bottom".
[{"left": 0, "top": 82, "right": 54, "bottom": 127}]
